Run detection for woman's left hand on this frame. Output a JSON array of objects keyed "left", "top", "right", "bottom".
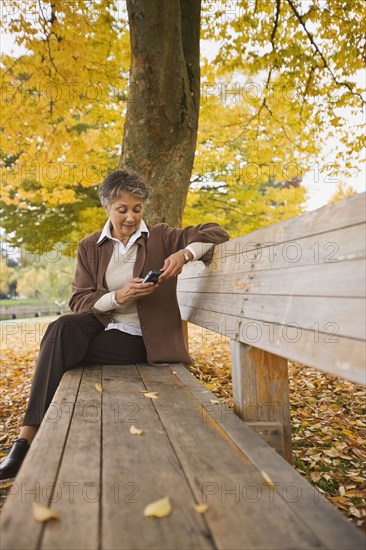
[{"left": 159, "top": 250, "right": 191, "bottom": 281}]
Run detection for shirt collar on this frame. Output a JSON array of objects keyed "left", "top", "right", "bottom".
[{"left": 97, "top": 218, "right": 149, "bottom": 247}]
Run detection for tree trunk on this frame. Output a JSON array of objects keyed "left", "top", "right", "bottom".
[{"left": 120, "top": 0, "right": 201, "bottom": 227}]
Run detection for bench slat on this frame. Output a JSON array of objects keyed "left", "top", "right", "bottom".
[
  {"left": 0, "top": 368, "right": 83, "bottom": 550},
  {"left": 202, "top": 223, "right": 366, "bottom": 273},
  {"left": 41, "top": 366, "right": 102, "bottom": 550},
  {"left": 178, "top": 293, "right": 365, "bottom": 340},
  {"left": 214, "top": 192, "right": 365, "bottom": 254},
  {"left": 178, "top": 258, "right": 366, "bottom": 297},
  {"left": 179, "top": 306, "right": 366, "bottom": 384},
  {"left": 101, "top": 364, "right": 213, "bottom": 550},
  {"left": 172, "top": 364, "right": 365, "bottom": 550}
]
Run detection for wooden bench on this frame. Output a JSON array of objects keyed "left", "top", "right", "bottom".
[
  {"left": 178, "top": 191, "right": 365, "bottom": 461},
  {"left": 1, "top": 193, "right": 365, "bottom": 549}
]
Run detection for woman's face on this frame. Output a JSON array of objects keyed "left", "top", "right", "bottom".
[{"left": 105, "top": 192, "right": 145, "bottom": 244}]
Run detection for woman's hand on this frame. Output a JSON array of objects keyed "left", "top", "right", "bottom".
[
  {"left": 158, "top": 250, "right": 193, "bottom": 282},
  {"left": 115, "top": 277, "right": 158, "bottom": 305}
]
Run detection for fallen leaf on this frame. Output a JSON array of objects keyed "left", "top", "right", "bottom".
[
  {"left": 339, "top": 486, "right": 346, "bottom": 496},
  {"left": 144, "top": 496, "right": 172, "bottom": 518},
  {"left": 95, "top": 383, "right": 103, "bottom": 393},
  {"left": 349, "top": 506, "right": 362, "bottom": 519},
  {"left": 194, "top": 503, "right": 209, "bottom": 513},
  {"left": 130, "top": 425, "right": 143, "bottom": 436},
  {"left": 310, "top": 472, "right": 321, "bottom": 483},
  {"left": 209, "top": 399, "right": 220, "bottom": 404},
  {"left": 0, "top": 482, "right": 14, "bottom": 489},
  {"left": 32, "top": 502, "right": 60, "bottom": 522},
  {"left": 142, "top": 392, "right": 158, "bottom": 399}
]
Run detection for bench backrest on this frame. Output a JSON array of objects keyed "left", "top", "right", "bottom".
[{"left": 178, "top": 192, "right": 365, "bottom": 386}]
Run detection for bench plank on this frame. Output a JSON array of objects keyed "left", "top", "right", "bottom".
[
  {"left": 178, "top": 293, "right": 365, "bottom": 340},
  {"left": 172, "top": 364, "right": 365, "bottom": 550},
  {"left": 178, "top": 258, "right": 366, "bottom": 297},
  {"left": 0, "top": 368, "right": 83, "bottom": 550},
  {"left": 201, "top": 223, "right": 366, "bottom": 273},
  {"left": 41, "top": 366, "right": 102, "bottom": 550},
  {"left": 101, "top": 364, "right": 213, "bottom": 550},
  {"left": 213, "top": 192, "right": 365, "bottom": 257},
  {"left": 179, "top": 307, "right": 366, "bottom": 384}
]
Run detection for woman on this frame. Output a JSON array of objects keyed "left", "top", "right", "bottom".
[{"left": 0, "top": 169, "right": 229, "bottom": 479}]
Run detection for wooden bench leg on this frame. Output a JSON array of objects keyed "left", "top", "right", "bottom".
[
  {"left": 230, "top": 341, "right": 292, "bottom": 463},
  {"left": 182, "top": 320, "right": 189, "bottom": 351}
]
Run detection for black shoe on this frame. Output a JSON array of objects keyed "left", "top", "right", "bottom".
[{"left": 0, "top": 438, "right": 30, "bottom": 480}]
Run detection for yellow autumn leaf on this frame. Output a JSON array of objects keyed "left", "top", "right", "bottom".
[
  {"left": 194, "top": 504, "right": 209, "bottom": 514},
  {"left": 130, "top": 425, "right": 143, "bottom": 436},
  {"left": 32, "top": 502, "right": 60, "bottom": 522},
  {"left": 95, "top": 383, "right": 103, "bottom": 393},
  {"left": 142, "top": 392, "right": 158, "bottom": 399},
  {"left": 0, "top": 482, "right": 14, "bottom": 489},
  {"left": 349, "top": 506, "right": 362, "bottom": 519},
  {"left": 209, "top": 399, "right": 220, "bottom": 404},
  {"left": 144, "top": 496, "right": 172, "bottom": 518}
]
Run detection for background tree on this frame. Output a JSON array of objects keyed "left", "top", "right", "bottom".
[
  {"left": 14, "top": 251, "right": 76, "bottom": 303},
  {"left": 1, "top": 0, "right": 364, "bottom": 248},
  {"left": 0, "top": 257, "right": 16, "bottom": 298},
  {"left": 328, "top": 182, "right": 357, "bottom": 204}
]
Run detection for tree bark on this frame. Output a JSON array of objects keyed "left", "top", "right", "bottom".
[{"left": 120, "top": 0, "right": 201, "bottom": 227}]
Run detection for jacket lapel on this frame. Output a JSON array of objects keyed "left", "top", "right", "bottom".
[
  {"left": 98, "top": 239, "right": 114, "bottom": 287},
  {"left": 133, "top": 234, "right": 147, "bottom": 278}
]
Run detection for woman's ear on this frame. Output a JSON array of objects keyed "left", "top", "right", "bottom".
[{"left": 104, "top": 205, "right": 110, "bottom": 216}]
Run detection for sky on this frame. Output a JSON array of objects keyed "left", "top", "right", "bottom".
[{"left": 1, "top": 26, "right": 365, "bottom": 214}]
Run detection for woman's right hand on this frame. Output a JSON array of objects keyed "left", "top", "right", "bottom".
[{"left": 114, "top": 277, "right": 158, "bottom": 306}]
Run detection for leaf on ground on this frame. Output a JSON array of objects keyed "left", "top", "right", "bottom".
[
  {"left": 143, "top": 496, "right": 172, "bottom": 518},
  {"left": 129, "top": 425, "right": 143, "bottom": 436},
  {"left": 32, "top": 502, "right": 60, "bottom": 522}
]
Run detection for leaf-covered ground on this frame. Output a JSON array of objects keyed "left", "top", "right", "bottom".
[{"left": 0, "top": 318, "right": 365, "bottom": 533}]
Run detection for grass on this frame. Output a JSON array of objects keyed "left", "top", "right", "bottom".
[{"left": 0, "top": 299, "right": 54, "bottom": 307}]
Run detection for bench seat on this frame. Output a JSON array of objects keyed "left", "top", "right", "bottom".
[{"left": 1, "top": 363, "right": 364, "bottom": 550}]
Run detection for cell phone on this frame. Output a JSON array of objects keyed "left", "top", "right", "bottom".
[{"left": 141, "top": 270, "right": 162, "bottom": 284}]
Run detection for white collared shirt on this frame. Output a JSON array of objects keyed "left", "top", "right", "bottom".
[{"left": 97, "top": 218, "right": 149, "bottom": 253}]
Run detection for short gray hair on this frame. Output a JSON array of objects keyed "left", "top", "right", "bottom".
[{"left": 99, "top": 169, "right": 149, "bottom": 207}]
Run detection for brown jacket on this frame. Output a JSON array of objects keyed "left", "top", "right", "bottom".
[{"left": 69, "top": 222, "right": 229, "bottom": 365}]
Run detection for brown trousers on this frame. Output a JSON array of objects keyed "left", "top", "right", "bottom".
[{"left": 22, "top": 312, "right": 147, "bottom": 427}]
